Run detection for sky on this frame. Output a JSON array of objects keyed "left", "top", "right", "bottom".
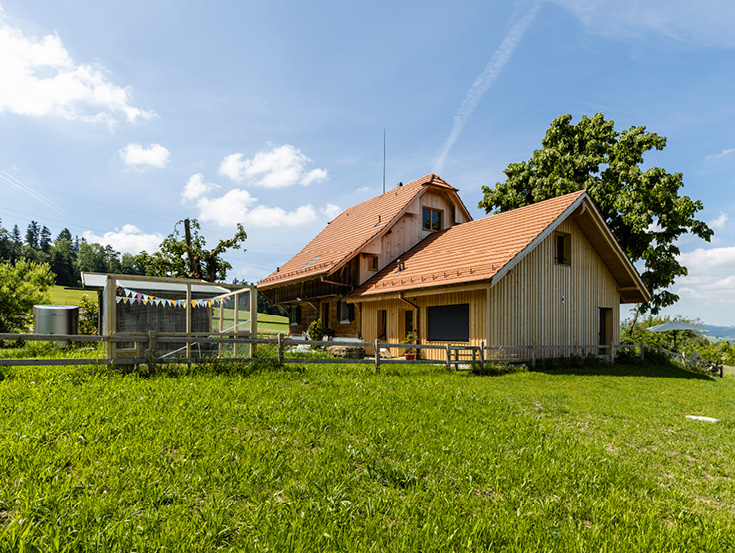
[{"left": 1, "top": 0, "right": 734, "bottom": 324}]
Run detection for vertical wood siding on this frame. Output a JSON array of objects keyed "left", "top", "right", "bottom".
[{"left": 358, "top": 217, "right": 622, "bottom": 359}]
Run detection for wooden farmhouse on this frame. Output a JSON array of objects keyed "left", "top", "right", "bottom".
[
  {"left": 257, "top": 175, "right": 650, "bottom": 358},
  {"left": 257, "top": 174, "right": 472, "bottom": 336}
]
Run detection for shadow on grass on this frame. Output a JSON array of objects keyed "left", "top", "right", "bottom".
[{"left": 531, "top": 361, "right": 714, "bottom": 380}]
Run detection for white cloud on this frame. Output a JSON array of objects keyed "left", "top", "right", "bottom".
[
  {"left": 322, "top": 203, "right": 342, "bottom": 219},
  {"left": 218, "top": 144, "right": 329, "bottom": 188},
  {"left": 550, "top": 0, "right": 735, "bottom": 48},
  {"left": 119, "top": 143, "right": 170, "bottom": 168},
  {"left": 181, "top": 172, "right": 322, "bottom": 229},
  {"left": 182, "top": 173, "right": 219, "bottom": 202},
  {"left": 708, "top": 212, "right": 728, "bottom": 230},
  {"left": 82, "top": 224, "right": 163, "bottom": 254},
  {"left": 670, "top": 246, "right": 735, "bottom": 310},
  {"left": 0, "top": 20, "right": 154, "bottom": 125},
  {"left": 705, "top": 148, "right": 735, "bottom": 161},
  {"left": 678, "top": 246, "right": 735, "bottom": 273}
]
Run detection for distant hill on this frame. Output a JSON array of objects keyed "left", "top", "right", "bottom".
[{"left": 702, "top": 325, "right": 735, "bottom": 341}]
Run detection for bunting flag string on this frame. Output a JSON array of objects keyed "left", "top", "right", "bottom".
[{"left": 114, "top": 286, "right": 235, "bottom": 309}]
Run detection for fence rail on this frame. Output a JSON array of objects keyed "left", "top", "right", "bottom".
[{"left": 0, "top": 333, "right": 722, "bottom": 376}]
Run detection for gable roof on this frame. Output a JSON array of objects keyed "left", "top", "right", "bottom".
[
  {"left": 350, "top": 190, "right": 650, "bottom": 303},
  {"left": 257, "top": 173, "right": 470, "bottom": 289}
]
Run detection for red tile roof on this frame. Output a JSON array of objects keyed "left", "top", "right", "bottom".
[
  {"left": 258, "top": 174, "right": 460, "bottom": 289},
  {"left": 351, "top": 190, "right": 587, "bottom": 297}
]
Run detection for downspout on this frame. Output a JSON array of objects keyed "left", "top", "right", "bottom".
[{"left": 398, "top": 293, "right": 420, "bottom": 345}]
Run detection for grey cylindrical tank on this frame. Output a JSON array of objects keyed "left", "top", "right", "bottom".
[{"left": 33, "top": 305, "right": 79, "bottom": 338}]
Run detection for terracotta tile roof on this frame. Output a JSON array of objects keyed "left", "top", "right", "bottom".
[
  {"left": 257, "top": 174, "right": 458, "bottom": 288},
  {"left": 351, "top": 190, "right": 587, "bottom": 297}
]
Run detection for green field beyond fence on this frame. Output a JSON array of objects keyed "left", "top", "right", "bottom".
[{"left": 0, "top": 351, "right": 733, "bottom": 551}]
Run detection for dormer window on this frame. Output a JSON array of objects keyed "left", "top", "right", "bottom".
[
  {"left": 366, "top": 254, "right": 378, "bottom": 271},
  {"left": 554, "top": 232, "right": 571, "bottom": 265},
  {"left": 422, "top": 207, "right": 442, "bottom": 231}
]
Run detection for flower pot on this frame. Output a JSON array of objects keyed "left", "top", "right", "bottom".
[{"left": 405, "top": 353, "right": 416, "bottom": 360}]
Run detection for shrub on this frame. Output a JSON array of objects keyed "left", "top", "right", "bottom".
[
  {"left": 0, "top": 259, "right": 54, "bottom": 334},
  {"left": 78, "top": 294, "right": 99, "bottom": 335}
]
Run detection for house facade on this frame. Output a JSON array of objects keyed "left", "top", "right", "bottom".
[
  {"left": 258, "top": 175, "right": 650, "bottom": 357},
  {"left": 349, "top": 190, "right": 649, "bottom": 358},
  {"left": 256, "top": 174, "right": 472, "bottom": 337}
]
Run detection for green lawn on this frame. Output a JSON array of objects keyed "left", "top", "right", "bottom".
[
  {"left": 47, "top": 285, "right": 94, "bottom": 306},
  {"left": 0, "top": 355, "right": 733, "bottom": 551}
]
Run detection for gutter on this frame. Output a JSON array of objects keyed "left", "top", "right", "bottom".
[{"left": 320, "top": 276, "right": 353, "bottom": 294}]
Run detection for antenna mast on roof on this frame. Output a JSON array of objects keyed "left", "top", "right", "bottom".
[{"left": 382, "top": 128, "right": 386, "bottom": 195}]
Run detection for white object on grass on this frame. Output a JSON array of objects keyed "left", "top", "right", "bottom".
[{"left": 685, "top": 415, "right": 719, "bottom": 422}]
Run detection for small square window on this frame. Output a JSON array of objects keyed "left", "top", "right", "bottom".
[
  {"left": 338, "top": 300, "right": 354, "bottom": 324},
  {"left": 554, "top": 232, "right": 571, "bottom": 265},
  {"left": 366, "top": 254, "right": 378, "bottom": 271},
  {"left": 422, "top": 207, "right": 442, "bottom": 231}
]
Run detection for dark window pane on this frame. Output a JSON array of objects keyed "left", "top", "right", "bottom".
[
  {"left": 422, "top": 208, "right": 431, "bottom": 230},
  {"left": 432, "top": 210, "right": 442, "bottom": 230},
  {"left": 428, "top": 304, "right": 469, "bottom": 341}
]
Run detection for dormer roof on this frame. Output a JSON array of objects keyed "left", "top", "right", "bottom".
[{"left": 257, "top": 173, "right": 471, "bottom": 289}]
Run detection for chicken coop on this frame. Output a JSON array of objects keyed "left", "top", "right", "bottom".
[{"left": 81, "top": 272, "right": 257, "bottom": 360}]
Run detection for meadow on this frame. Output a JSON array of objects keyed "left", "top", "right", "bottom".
[{"left": 0, "top": 350, "right": 733, "bottom": 551}]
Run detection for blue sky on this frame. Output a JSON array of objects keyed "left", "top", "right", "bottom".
[{"left": 1, "top": 0, "right": 734, "bottom": 324}]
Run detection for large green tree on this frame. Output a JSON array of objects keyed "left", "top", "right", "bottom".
[
  {"left": 478, "top": 113, "right": 712, "bottom": 319},
  {"left": 0, "top": 259, "right": 55, "bottom": 333},
  {"left": 137, "top": 218, "right": 246, "bottom": 282}
]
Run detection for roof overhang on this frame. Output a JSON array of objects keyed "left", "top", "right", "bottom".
[{"left": 81, "top": 272, "right": 231, "bottom": 295}]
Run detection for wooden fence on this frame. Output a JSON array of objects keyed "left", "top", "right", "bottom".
[{"left": 0, "top": 332, "right": 661, "bottom": 372}]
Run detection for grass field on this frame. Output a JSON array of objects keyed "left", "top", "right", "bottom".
[
  {"left": 48, "top": 285, "right": 94, "bottom": 306},
  {"left": 0, "top": 352, "right": 733, "bottom": 551}
]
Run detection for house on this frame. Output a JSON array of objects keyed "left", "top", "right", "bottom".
[
  {"left": 258, "top": 174, "right": 650, "bottom": 358},
  {"left": 348, "top": 189, "right": 650, "bottom": 359},
  {"left": 257, "top": 174, "right": 472, "bottom": 337}
]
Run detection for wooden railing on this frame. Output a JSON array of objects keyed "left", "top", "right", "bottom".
[{"left": 0, "top": 333, "right": 720, "bottom": 377}]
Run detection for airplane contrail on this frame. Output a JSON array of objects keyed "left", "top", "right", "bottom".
[
  {"left": 0, "top": 169, "right": 65, "bottom": 213},
  {"left": 434, "top": 0, "right": 543, "bottom": 173}
]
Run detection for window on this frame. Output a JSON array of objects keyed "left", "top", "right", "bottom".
[
  {"left": 338, "top": 300, "right": 354, "bottom": 324},
  {"left": 554, "top": 232, "right": 571, "bottom": 265},
  {"left": 377, "top": 309, "right": 387, "bottom": 340},
  {"left": 427, "top": 304, "right": 469, "bottom": 341},
  {"left": 366, "top": 254, "right": 378, "bottom": 271},
  {"left": 289, "top": 304, "right": 301, "bottom": 326},
  {"left": 422, "top": 207, "right": 442, "bottom": 231}
]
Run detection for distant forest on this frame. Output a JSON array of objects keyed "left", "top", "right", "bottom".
[
  {"left": 0, "top": 217, "right": 286, "bottom": 316},
  {"left": 0, "top": 218, "right": 146, "bottom": 287}
]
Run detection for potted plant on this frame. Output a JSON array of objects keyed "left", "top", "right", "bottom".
[{"left": 404, "top": 331, "right": 416, "bottom": 360}]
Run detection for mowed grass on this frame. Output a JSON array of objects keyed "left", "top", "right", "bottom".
[
  {"left": 0, "top": 356, "right": 734, "bottom": 551},
  {"left": 47, "top": 285, "right": 93, "bottom": 306}
]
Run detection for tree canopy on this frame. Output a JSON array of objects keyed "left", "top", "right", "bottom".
[
  {"left": 0, "top": 259, "right": 54, "bottom": 333},
  {"left": 137, "top": 218, "right": 246, "bottom": 282},
  {"left": 478, "top": 113, "right": 713, "bottom": 317}
]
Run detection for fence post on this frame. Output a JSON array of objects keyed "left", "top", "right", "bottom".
[
  {"left": 374, "top": 339, "right": 381, "bottom": 374},
  {"left": 658, "top": 345, "right": 662, "bottom": 355},
  {"left": 531, "top": 343, "right": 536, "bottom": 367},
  {"left": 610, "top": 344, "right": 616, "bottom": 364},
  {"left": 277, "top": 333, "right": 284, "bottom": 367},
  {"left": 146, "top": 331, "right": 157, "bottom": 367},
  {"left": 479, "top": 341, "right": 485, "bottom": 370},
  {"left": 640, "top": 342, "right": 645, "bottom": 360},
  {"left": 682, "top": 351, "right": 686, "bottom": 365},
  {"left": 445, "top": 343, "right": 451, "bottom": 370}
]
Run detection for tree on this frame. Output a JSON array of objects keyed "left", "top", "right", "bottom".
[
  {"left": 0, "top": 259, "right": 55, "bottom": 333},
  {"left": 25, "top": 221, "right": 40, "bottom": 249},
  {"left": 50, "top": 238, "right": 77, "bottom": 286},
  {"left": 478, "top": 113, "right": 712, "bottom": 321},
  {"left": 39, "top": 225, "right": 52, "bottom": 252},
  {"left": 76, "top": 242, "right": 107, "bottom": 273},
  {"left": 138, "top": 218, "right": 246, "bottom": 282}
]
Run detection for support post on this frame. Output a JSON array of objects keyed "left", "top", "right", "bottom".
[
  {"left": 531, "top": 343, "right": 536, "bottom": 367},
  {"left": 249, "top": 285, "right": 258, "bottom": 358},
  {"left": 610, "top": 344, "right": 616, "bottom": 364},
  {"left": 233, "top": 291, "right": 239, "bottom": 358},
  {"left": 574, "top": 342, "right": 579, "bottom": 357},
  {"left": 185, "top": 283, "right": 192, "bottom": 358},
  {"left": 104, "top": 276, "right": 117, "bottom": 359},
  {"left": 277, "top": 333, "right": 284, "bottom": 367},
  {"left": 218, "top": 300, "right": 224, "bottom": 357},
  {"left": 479, "top": 341, "right": 485, "bottom": 370},
  {"left": 640, "top": 342, "right": 645, "bottom": 360},
  {"left": 445, "top": 343, "right": 451, "bottom": 370},
  {"left": 374, "top": 339, "right": 380, "bottom": 374},
  {"left": 147, "top": 331, "right": 157, "bottom": 366}
]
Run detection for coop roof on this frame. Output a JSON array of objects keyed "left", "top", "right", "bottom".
[
  {"left": 350, "top": 190, "right": 650, "bottom": 303},
  {"left": 81, "top": 272, "right": 230, "bottom": 295},
  {"left": 257, "top": 173, "right": 471, "bottom": 289}
]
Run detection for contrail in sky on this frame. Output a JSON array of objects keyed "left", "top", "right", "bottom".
[
  {"left": 434, "top": 0, "right": 543, "bottom": 173},
  {"left": 0, "top": 169, "right": 64, "bottom": 213}
]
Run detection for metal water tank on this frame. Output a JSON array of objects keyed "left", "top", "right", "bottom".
[{"left": 33, "top": 305, "right": 79, "bottom": 344}]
